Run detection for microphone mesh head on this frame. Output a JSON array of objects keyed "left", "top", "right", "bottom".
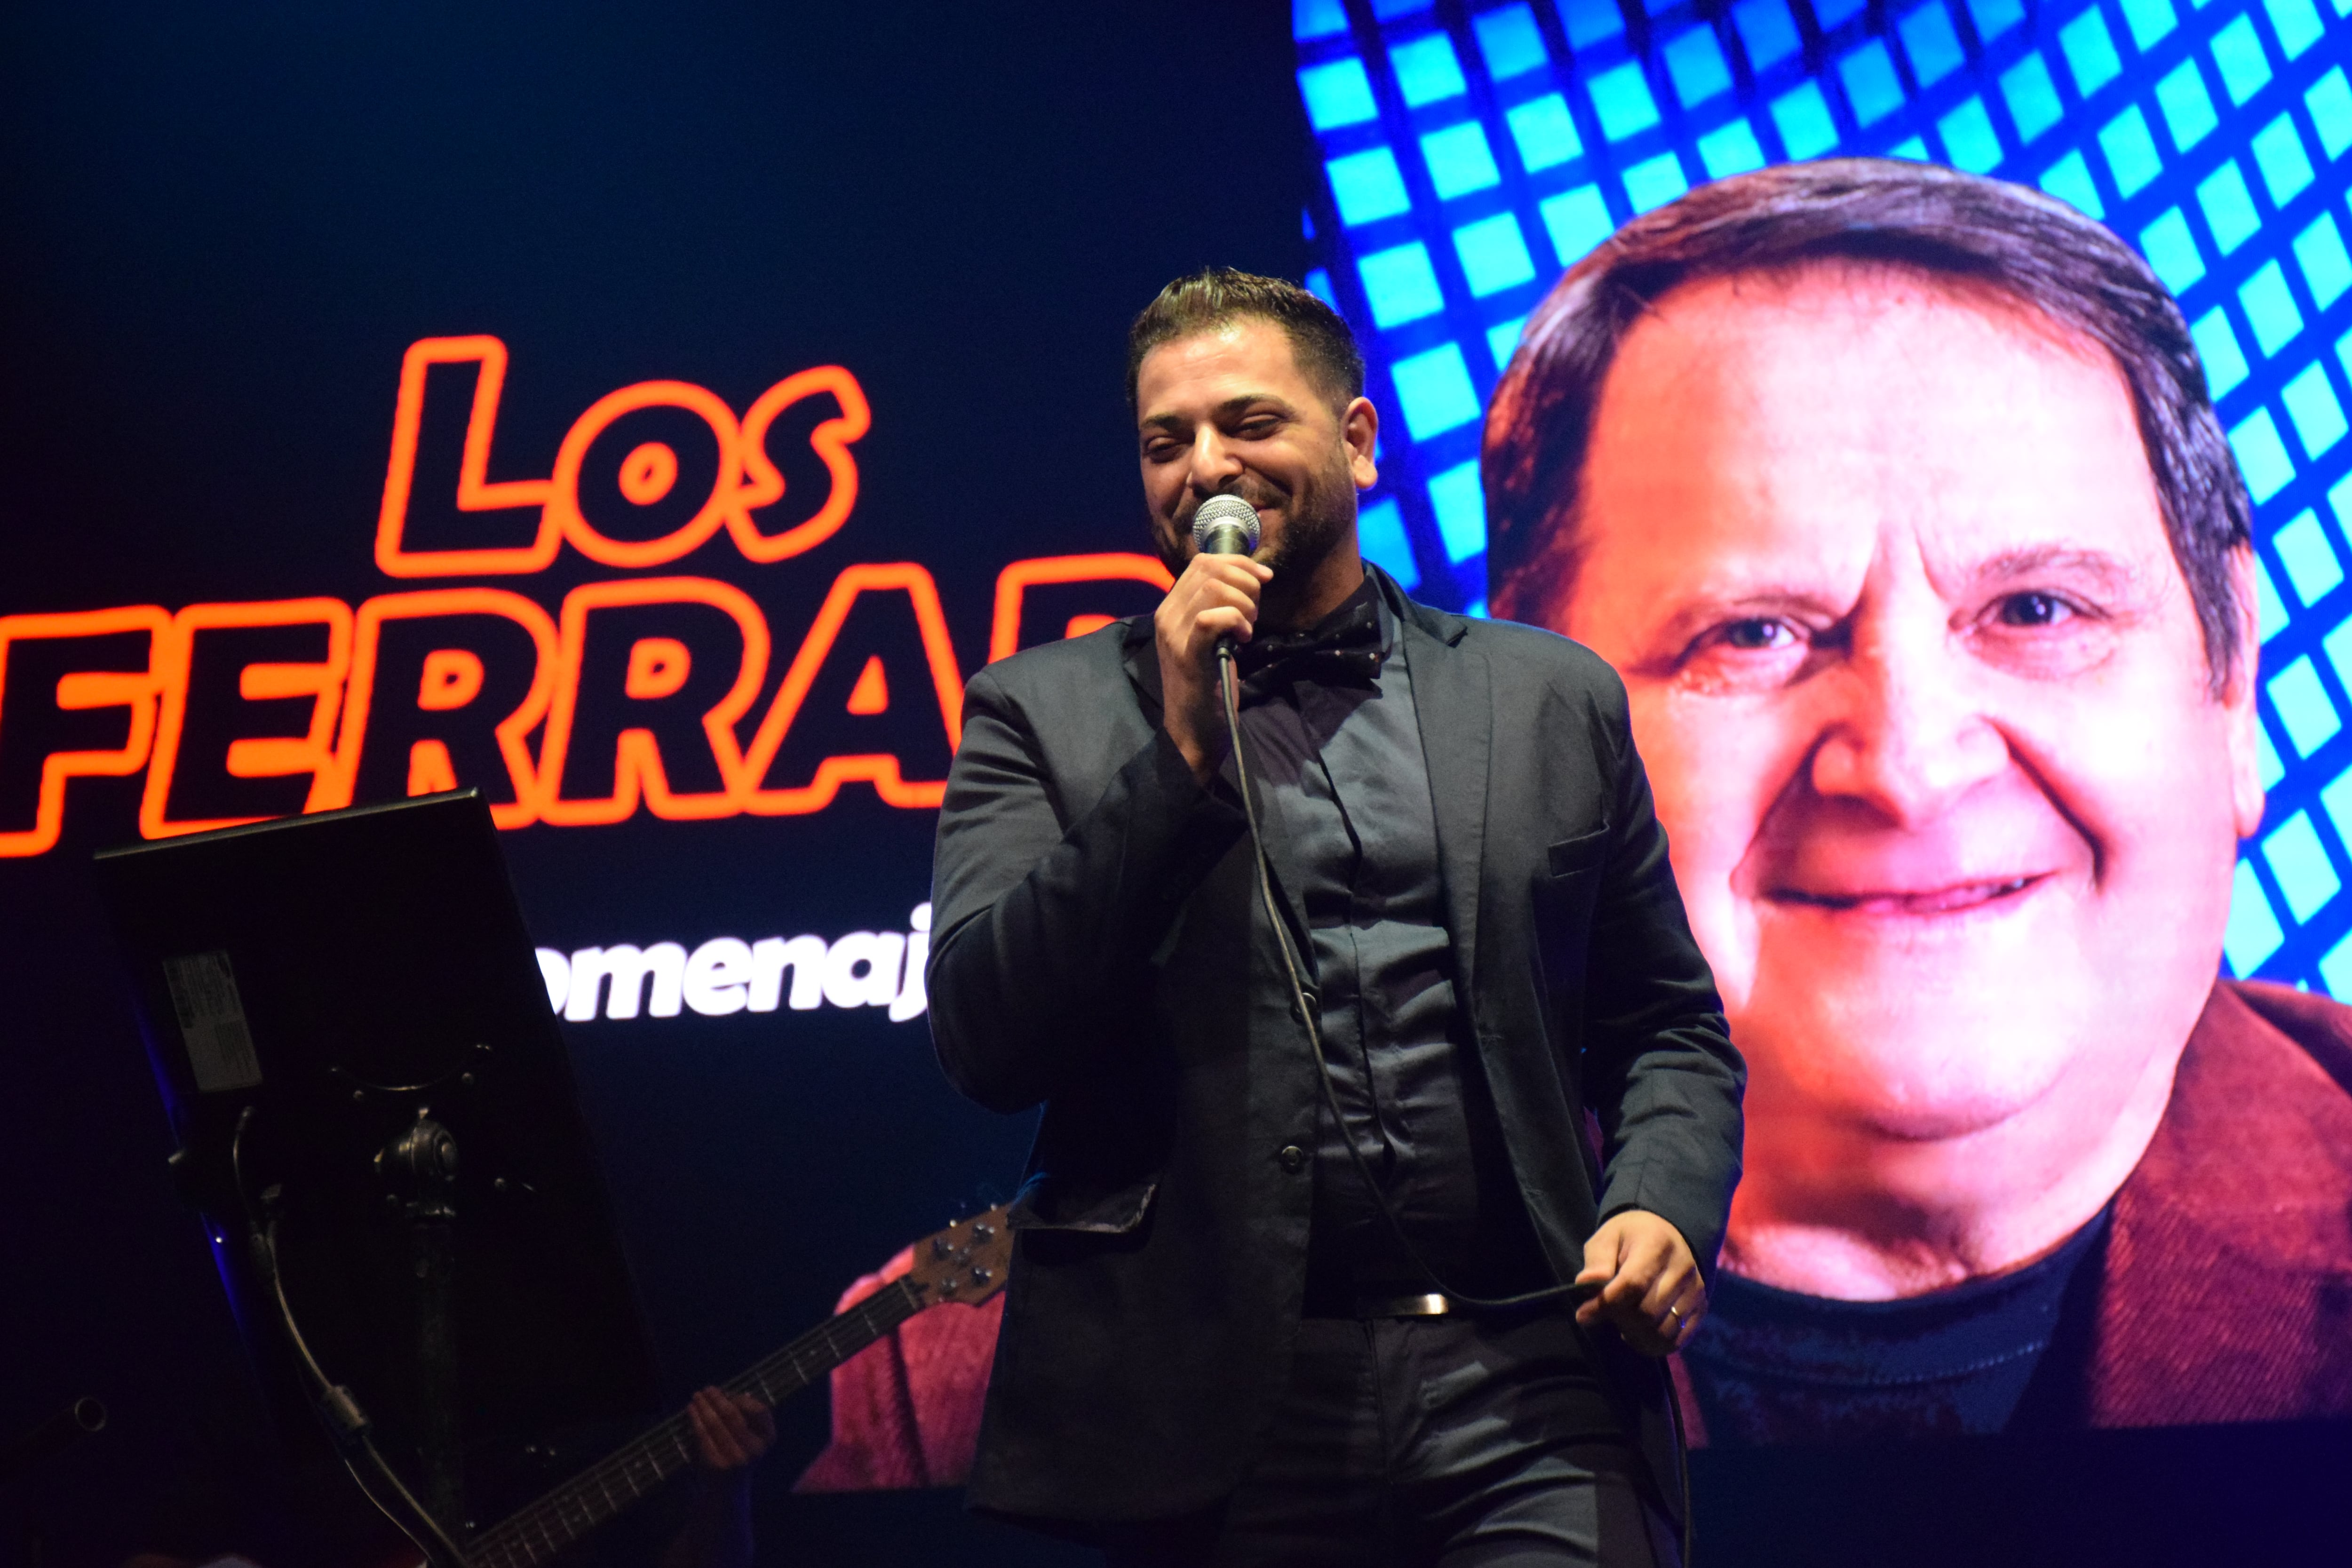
[{"left": 1191, "top": 494, "right": 1262, "bottom": 554}]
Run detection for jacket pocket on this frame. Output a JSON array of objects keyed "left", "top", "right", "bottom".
[
  {"left": 1548, "top": 825, "right": 1610, "bottom": 879},
  {"left": 1007, "top": 1173, "right": 1158, "bottom": 1234},
  {"left": 1536, "top": 826, "right": 1610, "bottom": 1000}
]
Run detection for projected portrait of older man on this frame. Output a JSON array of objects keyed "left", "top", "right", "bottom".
[{"left": 1485, "top": 159, "right": 2352, "bottom": 1444}]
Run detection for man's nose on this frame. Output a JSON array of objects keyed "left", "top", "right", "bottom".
[
  {"left": 1184, "top": 426, "right": 1245, "bottom": 495},
  {"left": 1808, "top": 619, "right": 2009, "bottom": 828}
]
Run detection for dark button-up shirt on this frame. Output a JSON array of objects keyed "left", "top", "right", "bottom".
[{"left": 1231, "top": 575, "right": 1546, "bottom": 1307}]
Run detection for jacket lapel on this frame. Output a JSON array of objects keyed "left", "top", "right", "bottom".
[
  {"left": 1396, "top": 588, "right": 1488, "bottom": 1006},
  {"left": 1120, "top": 615, "right": 1161, "bottom": 716}
]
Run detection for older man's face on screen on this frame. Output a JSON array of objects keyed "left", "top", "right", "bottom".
[{"left": 1553, "top": 266, "right": 2266, "bottom": 1290}]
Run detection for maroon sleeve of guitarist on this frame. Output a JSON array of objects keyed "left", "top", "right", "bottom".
[{"left": 795, "top": 1245, "right": 1004, "bottom": 1491}]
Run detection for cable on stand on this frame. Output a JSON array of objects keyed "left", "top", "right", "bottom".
[{"left": 230, "top": 1106, "right": 469, "bottom": 1568}]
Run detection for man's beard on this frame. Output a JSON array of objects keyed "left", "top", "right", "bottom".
[
  {"left": 1156, "top": 457, "right": 1357, "bottom": 631},
  {"left": 1254, "top": 485, "right": 1353, "bottom": 629}
]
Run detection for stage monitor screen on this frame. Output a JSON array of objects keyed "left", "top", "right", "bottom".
[{"left": 94, "top": 791, "right": 660, "bottom": 1514}]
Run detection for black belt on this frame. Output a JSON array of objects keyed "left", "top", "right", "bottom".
[
  {"left": 1304, "top": 1287, "right": 1573, "bottom": 1322},
  {"left": 1310, "top": 1291, "right": 1568, "bottom": 1321}
]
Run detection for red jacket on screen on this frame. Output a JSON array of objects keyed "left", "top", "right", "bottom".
[
  {"left": 798, "top": 977, "right": 2352, "bottom": 1488},
  {"left": 2079, "top": 979, "right": 2352, "bottom": 1425}
]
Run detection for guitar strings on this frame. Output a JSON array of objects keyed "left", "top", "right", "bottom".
[{"left": 465, "top": 1280, "right": 929, "bottom": 1566}]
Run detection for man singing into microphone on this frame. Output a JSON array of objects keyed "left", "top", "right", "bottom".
[{"left": 925, "top": 269, "right": 1743, "bottom": 1564}]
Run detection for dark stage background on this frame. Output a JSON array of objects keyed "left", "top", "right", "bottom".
[
  {"left": 0, "top": 4, "right": 1300, "bottom": 1563},
  {"left": 4, "top": 1, "right": 2348, "bottom": 1565}
]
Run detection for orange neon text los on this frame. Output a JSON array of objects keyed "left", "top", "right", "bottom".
[{"left": 0, "top": 336, "right": 1173, "bottom": 856}]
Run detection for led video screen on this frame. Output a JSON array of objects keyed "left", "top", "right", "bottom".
[{"left": 1293, "top": 0, "right": 2352, "bottom": 1446}]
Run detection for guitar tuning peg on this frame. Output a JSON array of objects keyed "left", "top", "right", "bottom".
[
  {"left": 930, "top": 1236, "right": 951, "bottom": 1257},
  {"left": 972, "top": 1223, "right": 994, "bottom": 1241}
]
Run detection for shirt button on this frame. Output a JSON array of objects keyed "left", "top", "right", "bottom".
[{"left": 1278, "top": 1145, "right": 1309, "bottom": 1173}]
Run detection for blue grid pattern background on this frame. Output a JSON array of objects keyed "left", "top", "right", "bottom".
[{"left": 1292, "top": 0, "right": 2352, "bottom": 992}]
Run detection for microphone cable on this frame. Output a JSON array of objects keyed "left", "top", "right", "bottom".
[{"left": 1215, "top": 644, "right": 1697, "bottom": 1565}]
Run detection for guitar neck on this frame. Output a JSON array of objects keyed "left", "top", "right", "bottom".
[{"left": 461, "top": 1278, "right": 926, "bottom": 1568}]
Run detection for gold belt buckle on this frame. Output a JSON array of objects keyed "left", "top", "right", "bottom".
[{"left": 1361, "top": 1292, "right": 1453, "bottom": 1318}]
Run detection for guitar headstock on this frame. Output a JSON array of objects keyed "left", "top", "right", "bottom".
[{"left": 904, "top": 1204, "right": 1013, "bottom": 1308}]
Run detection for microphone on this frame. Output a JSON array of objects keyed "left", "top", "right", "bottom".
[
  {"left": 1191, "top": 495, "right": 1262, "bottom": 663},
  {"left": 1191, "top": 493, "right": 1261, "bottom": 557}
]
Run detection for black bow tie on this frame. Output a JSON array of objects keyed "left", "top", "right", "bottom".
[{"left": 1233, "top": 596, "right": 1386, "bottom": 685}]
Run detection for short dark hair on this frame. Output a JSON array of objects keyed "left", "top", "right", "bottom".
[
  {"left": 1483, "top": 158, "right": 2251, "bottom": 692},
  {"left": 1127, "top": 267, "right": 1367, "bottom": 414}
]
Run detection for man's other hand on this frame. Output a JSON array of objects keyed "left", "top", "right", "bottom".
[
  {"left": 1573, "top": 1210, "right": 1704, "bottom": 1356},
  {"left": 1155, "top": 551, "right": 1273, "bottom": 780},
  {"left": 685, "top": 1387, "right": 775, "bottom": 1477}
]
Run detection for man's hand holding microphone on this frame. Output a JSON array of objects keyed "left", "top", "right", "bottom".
[{"left": 1155, "top": 495, "right": 1268, "bottom": 784}]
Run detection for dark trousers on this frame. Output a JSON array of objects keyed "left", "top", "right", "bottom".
[{"left": 1099, "top": 1313, "right": 1679, "bottom": 1568}]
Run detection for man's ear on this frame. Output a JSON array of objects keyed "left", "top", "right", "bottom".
[
  {"left": 2223, "top": 544, "right": 2267, "bottom": 840},
  {"left": 1342, "top": 396, "right": 1379, "bottom": 490}
]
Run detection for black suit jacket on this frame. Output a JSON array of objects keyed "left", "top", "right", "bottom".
[{"left": 928, "top": 573, "right": 1743, "bottom": 1525}]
